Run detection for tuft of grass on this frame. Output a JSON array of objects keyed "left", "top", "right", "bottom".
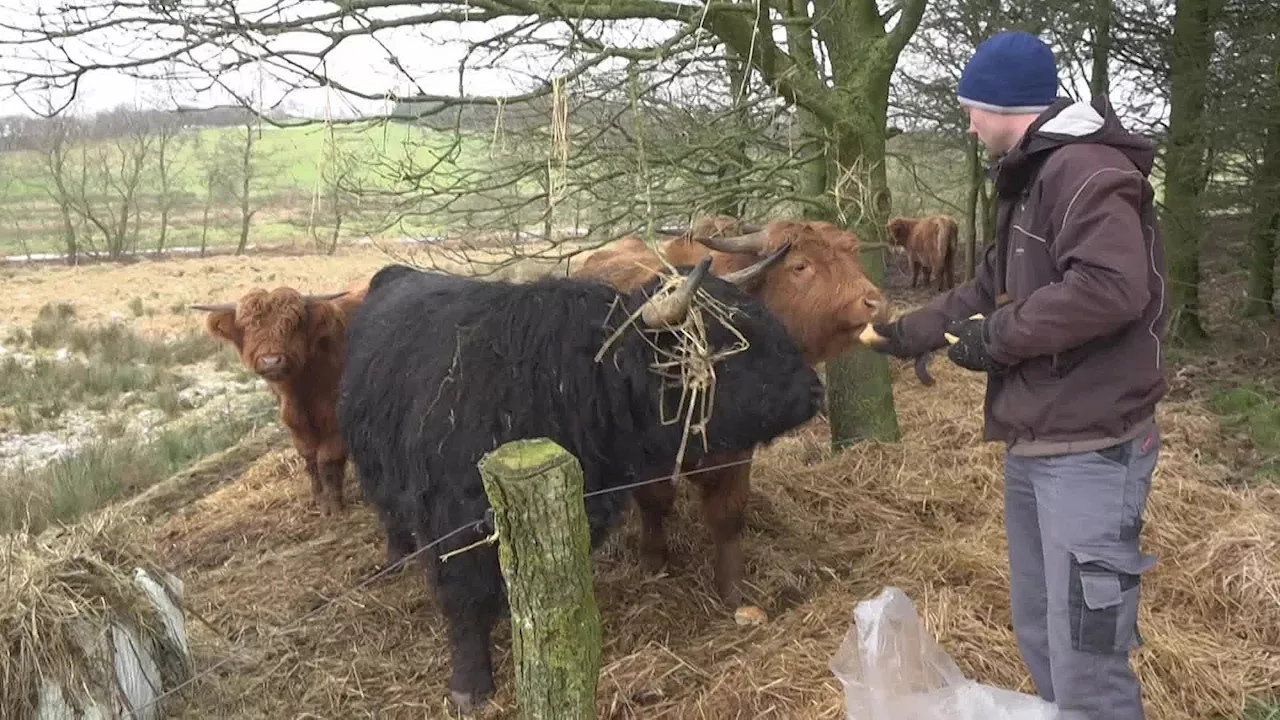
[
  {"left": 1208, "top": 383, "right": 1280, "bottom": 482},
  {"left": 18, "top": 301, "right": 223, "bottom": 367},
  {"left": 29, "top": 302, "right": 77, "bottom": 346},
  {"left": 127, "top": 297, "right": 145, "bottom": 317},
  {"left": 1, "top": 302, "right": 230, "bottom": 430},
  {"left": 1243, "top": 701, "right": 1280, "bottom": 720},
  {"left": 0, "top": 355, "right": 190, "bottom": 430},
  {"left": 0, "top": 398, "right": 276, "bottom": 536}
]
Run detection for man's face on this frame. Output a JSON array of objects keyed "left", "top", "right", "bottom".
[{"left": 965, "top": 106, "right": 1021, "bottom": 157}]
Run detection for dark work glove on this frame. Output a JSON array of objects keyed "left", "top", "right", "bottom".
[
  {"left": 863, "top": 321, "right": 916, "bottom": 359},
  {"left": 944, "top": 315, "right": 1009, "bottom": 373}
]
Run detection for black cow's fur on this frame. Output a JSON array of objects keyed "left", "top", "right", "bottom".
[{"left": 337, "top": 262, "right": 823, "bottom": 713}]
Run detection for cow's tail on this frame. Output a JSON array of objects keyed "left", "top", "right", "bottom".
[
  {"left": 936, "top": 217, "right": 958, "bottom": 289},
  {"left": 943, "top": 218, "right": 958, "bottom": 267}
]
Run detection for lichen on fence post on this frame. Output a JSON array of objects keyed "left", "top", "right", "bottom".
[{"left": 478, "top": 437, "right": 602, "bottom": 719}]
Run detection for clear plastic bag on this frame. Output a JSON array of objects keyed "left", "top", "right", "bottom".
[{"left": 829, "top": 587, "right": 1061, "bottom": 720}]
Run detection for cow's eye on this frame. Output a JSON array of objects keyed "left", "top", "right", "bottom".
[{"left": 792, "top": 262, "right": 808, "bottom": 272}]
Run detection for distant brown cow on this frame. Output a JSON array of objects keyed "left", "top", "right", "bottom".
[
  {"left": 887, "top": 214, "right": 958, "bottom": 291},
  {"left": 657, "top": 214, "right": 755, "bottom": 243},
  {"left": 576, "top": 217, "right": 890, "bottom": 611},
  {"left": 191, "top": 278, "right": 369, "bottom": 517}
]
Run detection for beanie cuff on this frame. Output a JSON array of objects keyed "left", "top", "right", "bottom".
[{"left": 958, "top": 95, "right": 1052, "bottom": 115}]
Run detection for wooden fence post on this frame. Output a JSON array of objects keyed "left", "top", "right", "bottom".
[{"left": 479, "top": 437, "right": 602, "bottom": 719}]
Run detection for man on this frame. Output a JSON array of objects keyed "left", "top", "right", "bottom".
[{"left": 866, "top": 31, "right": 1167, "bottom": 720}]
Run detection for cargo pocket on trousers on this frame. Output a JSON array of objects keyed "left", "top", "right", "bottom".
[{"left": 1068, "top": 546, "right": 1157, "bottom": 654}]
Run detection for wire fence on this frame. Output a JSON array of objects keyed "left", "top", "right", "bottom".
[{"left": 125, "top": 440, "right": 864, "bottom": 715}]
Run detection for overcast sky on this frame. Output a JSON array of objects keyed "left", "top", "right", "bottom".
[{"left": 0, "top": 1, "right": 1161, "bottom": 129}]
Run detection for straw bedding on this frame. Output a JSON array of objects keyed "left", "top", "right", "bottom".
[
  {"left": 135, "top": 358, "right": 1278, "bottom": 719},
  {"left": 0, "top": 512, "right": 188, "bottom": 718}
]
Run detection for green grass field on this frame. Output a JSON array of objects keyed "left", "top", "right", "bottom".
[
  {"left": 0, "top": 120, "right": 997, "bottom": 258},
  {"left": 0, "top": 121, "right": 500, "bottom": 256}
]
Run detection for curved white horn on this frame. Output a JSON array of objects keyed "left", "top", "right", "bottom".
[
  {"left": 640, "top": 256, "right": 713, "bottom": 328},
  {"left": 719, "top": 240, "right": 792, "bottom": 287}
]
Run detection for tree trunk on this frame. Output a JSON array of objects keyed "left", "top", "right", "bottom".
[
  {"left": 328, "top": 177, "right": 343, "bottom": 255},
  {"left": 1090, "top": 0, "right": 1112, "bottom": 96},
  {"left": 784, "top": 2, "right": 828, "bottom": 212},
  {"left": 200, "top": 173, "right": 215, "bottom": 258},
  {"left": 1162, "top": 0, "right": 1215, "bottom": 343},
  {"left": 1244, "top": 63, "right": 1279, "bottom": 318},
  {"left": 713, "top": 44, "right": 753, "bottom": 218},
  {"left": 158, "top": 204, "right": 170, "bottom": 254},
  {"left": 964, "top": 136, "right": 982, "bottom": 280},
  {"left": 478, "top": 438, "right": 602, "bottom": 720},
  {"left": 157, "top": 141, "right": 171, "bottom": 254},
  {"left": 702, "top": 0, "right": 924, "bottom": 449},
  {"left": 236, "top": 124, "right": 255, "bottom": 255},
  {"left": 824, "top": 96, "right": 901, "bottom": 448}
]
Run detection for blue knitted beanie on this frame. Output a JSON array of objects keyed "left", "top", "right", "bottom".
[{"left": 957, "top": 32, "right": 1058, "bottom": 114}]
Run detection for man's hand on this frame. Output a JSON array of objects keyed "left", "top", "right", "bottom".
[
  {"left": 859, "top": 321, "right": 916, "bottom": 359},
  {"left": 944, "top": 314, "right": 1009, "bottom": 373}
]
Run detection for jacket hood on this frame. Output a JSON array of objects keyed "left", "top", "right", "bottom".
[
  {"left": 1023, "top": 95, "right": 1156, "bottom": 174},
  {"left": 991, "top": 94, "right": 1156, "bottom": 196}
]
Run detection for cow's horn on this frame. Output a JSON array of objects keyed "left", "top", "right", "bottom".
[
  {"left": 720, "top": 240, "right": 792, "bottom": 288},
  {"left": 641, "top": 256, "right": 713, "bottom": 328},
  {"left": 696, "top": 229, "right": 770, "bottom": 255},
  {"left": 304, "top": 291, "right": 349, "bottom": 302},
  {"left": 189, "top": 303, "right": 236, "bottom": 312},
  {"left": 739, "top": 223, "right": 764, "bottom": 233}
]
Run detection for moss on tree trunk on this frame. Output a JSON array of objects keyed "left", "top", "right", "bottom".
[
  {"left": 823, "top": 86, "right": 902, "bottom": 449},
  {"left": 1245, "top": 62, "right": 1279, "bottom": 318},
  {"left": 1163, "top": 0, "right": 1215, "bottom": 343},
  {"left": 479, "top": 438, "right": 602, "bottom": 719}
]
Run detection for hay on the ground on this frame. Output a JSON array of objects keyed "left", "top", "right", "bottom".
[
  {"left": 1, "top": 512, "right": 192, "bottom": 719},
  {"left": 136, "top": 359, "right": 1279, "bottom": 720}
]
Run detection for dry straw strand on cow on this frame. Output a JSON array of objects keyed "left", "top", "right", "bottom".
[
  {"left": 596, "top": 266, "right": 753, "bottom": 482},
  {"left": 1, "top": 511, "right": 189, "bottom": 718}
]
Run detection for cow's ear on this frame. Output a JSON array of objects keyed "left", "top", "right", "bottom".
[
  {"left": 305, "top": 301, "right": 344, "bottom": 347},
  {"left": 205, "top": 310, "right": 244, "bottom": 349}
]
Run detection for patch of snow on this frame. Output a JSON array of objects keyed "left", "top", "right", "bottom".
[
  {"left": 2, "top": 350, "right": 35, "bottom": 367},
  {"left": 0, "top": 362, "right": 274, "bottom": 474},
  {"left": 176, "top": 372, "right": 263, "bottom": 409}
]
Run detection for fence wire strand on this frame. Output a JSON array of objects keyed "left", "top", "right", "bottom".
[{"left": 126, "top": 436, "right": 883, "bottom": 714}]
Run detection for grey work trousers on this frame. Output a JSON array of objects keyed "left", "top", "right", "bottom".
[{"left": 1003, "top": 427, "right": 1160, "bottom": 720}]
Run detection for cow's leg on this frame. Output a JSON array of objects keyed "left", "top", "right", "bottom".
[
  {"left": 910, "top": 261, "right": 920, "bottom": 288},
  {"left": 434, "top": 546, "right": 503, "bottom": 714},
  {"left": 691, "top": 450, "right": 753, "bottom": 607},
  {"left": 921, "top": 265, "right": 932, "bottom": 289},
  {"left": 315, "top": 438, "right": 347, "bottom": 516},
  {"left": 301, "top": 451, "right": 324, "bottom": 510},
  {"left": 383, "top": 514, "right": 418, "bottom": 569},
  {"left": 633, "top": 478, "right": 678, "bottom": 573}
]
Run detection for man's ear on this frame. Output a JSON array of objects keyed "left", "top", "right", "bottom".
[{"left": 205, "top": 310, "right": 244, "bottom": 350}]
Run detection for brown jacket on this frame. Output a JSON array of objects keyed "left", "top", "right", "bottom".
[{"left": 898, "top": 96, "right": 1168, "bottom": 456}]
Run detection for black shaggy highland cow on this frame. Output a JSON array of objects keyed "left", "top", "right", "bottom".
[{"left": 337, "top": 252, "right": 824, "bottom": 713}]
